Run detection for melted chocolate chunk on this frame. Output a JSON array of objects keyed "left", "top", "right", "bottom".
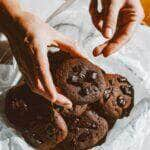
[
  {"left": 79, "top": 72, "right": 86, "bottom": 79},
  {"left": 93, "top": 86, "right": 99, "bottom": 92},
  {"left": 120, "top": 85, "right": 133, "bottom": 96},
  {"left": 78, "top": 71, "right": 86, "bottom": 82},
  {"left": 117, "top": 76, "right": 127, "bottom": 82},
  {"left": 79, "top": 86, "right": 99, "bottom": 97},
  {"left": 69, "top": 66, "right": 87, "bottom": 85},
  {"left": 87, "top": 71, "right": 98, "bottom": 81},
  {"left": 103, "top": 88, "right": 112, "bottom": 102},
  {"left": 80, "top": 88, "right": 90, "bottom": 96},
  {"left": 91, "top": 72, "right": 98, "bottom": 80},
  {"left": 69, "top": 75, "right": 79, "bottom": 84},
  {"left": 87, "top": 122, "right": 98, "bottom": 129},
  {"left": 117, "top": 96, "right": 126, "bottom": 107}
]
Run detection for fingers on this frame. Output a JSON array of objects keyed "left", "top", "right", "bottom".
[
  {"left": 55, "top": 94, "right": 72, "bottom": 109},
  {"left": 30, "top": 78, "right": 72, "bottom": 109},
  {"left": 102, "top": 21, "right": 138, "bottom": 57},
  {"left": 89, "top": 0, "right": 99, "bottom": 15},
  {"left": 102, "top": 1, "right": 121, "bottom": 39},
  {"left": 0, "top": 0, "right": 22, "bottom": 17},
  {"left": 93, "top": 42, "right": 108, "bottom": 57},
  {"left": 89, "top": 0, "right": 103, "bottom": 31},
  {"left": 34, "top": 42, "right": 73, "bottom": 109},
  {"left": 92, "top": 0, "right": 144, "bottom": 57},
  {"left": 55, "top": 87, "right": 72, "bottom": 109},
  {"left": 55, "top": 33, "right": 86, "bottom": 58},
  {"left": 35, "top": 43, "right": 57, "bottom": 102}
]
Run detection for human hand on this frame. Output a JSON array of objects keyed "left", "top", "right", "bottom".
[
  {"left": 89, "top": 0, "right": 145, "bottom": 57},
  {"left": 2, "top": 12, "right": 84, "bottom": 109}
]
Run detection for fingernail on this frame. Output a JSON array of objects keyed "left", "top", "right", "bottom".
[
  {"left": 93, "top": 47, "right": 103, "bottom": 57},
  {"left": 93, "top": 49, "right": 98, "bottom": 57},
  {"left": 105, "top": 28, "right": 113, "bottom": 39},
  {"left": 93, "top": 42, "right": 108, "bottom": 57},
  {"left": 64, "top": 102, "right": 72, "bottom": 109}
]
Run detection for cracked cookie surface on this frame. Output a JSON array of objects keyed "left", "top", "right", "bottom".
[
  {"left": 5, "top": 83, "right": 68, "bottom": 150},
  {"left": 99, "top": 74, "right": 134, "bottom": 119},
  {"left": 60, "top": 110, "right": 108, "bottom": 150},
  {"left": 54, "top": 58, "right": 106, "bottom": 105}
]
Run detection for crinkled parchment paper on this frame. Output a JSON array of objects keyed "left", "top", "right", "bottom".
[{"left": 0, "top": 0, "right": 150, "bottom": 150}]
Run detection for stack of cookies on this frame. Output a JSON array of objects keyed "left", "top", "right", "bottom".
[{"left": 5, "top": 52, "right": 134, "bottom": 150}]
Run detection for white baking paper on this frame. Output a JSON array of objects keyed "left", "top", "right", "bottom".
[
  {"left": 0, "top": 0, "right": 150, "bottom": 150},
  {"left": 20, "top": 0, "right": 66, "bottom": 22}
]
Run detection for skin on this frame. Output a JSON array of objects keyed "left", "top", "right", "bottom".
[
  {"left": 0, "top": 0, "right": 84, "bottom": 109},
  {"left": 0, "top": 0, "right": 144, "bottom": 108},
  {"left": 89, "top": 0, "right": 145, "bottom": 57}
]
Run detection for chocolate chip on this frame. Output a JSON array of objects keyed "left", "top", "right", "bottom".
[
  {"left": 29, "top": 134, "right": 38, "bottom": 145},
  {"left": 101, "top": 69, "right": 105, "bottom": 74},
  {"left": 87, "top": 71, "right": 98, "bottom": 81},
  {"left": 68, "top": 75, "right": 79, "bottom": 85},
  {"left": 91, "top": 122, "right": 98, "bottom": 129},
  {"left": 117, "top": 76, "right": 127, "bottom": 82},
  {"left": 103, "top": 88, "right": 112, "bottom": 102},
  {"left": 36, "top": 139, "right": 42, "bottom": 144},
  {"left": 87, "top": 122, "right": 98, "bottom": 129},
  {"left": 92, "top": 86, "right": 99, "bottom": 93},
  {"left": 78, "top": 131, "right": 91, "bottom": 142},
  {"left": 91, "top": 72, "right": 98, "bottom": 80},
  {"left": 80, "top": 88, "right": 90, "bottom": 96},
  {"left": 120, "top": 85, "right": 133, "bottom": 96},
  {"left": 71, "top": 75, "right": 78, "bottom": 83},
  {"left": 29, "top": 133, "right": 43, "bottom": 145},
  {"left": 79, "top": 72, "right": 86, "bottom": 80},
  {"left": 117, "top": 96, "right": 126, "bottom": 107},
  {"left": 74, "top": 118, "right": 80, "bottom": 124}
]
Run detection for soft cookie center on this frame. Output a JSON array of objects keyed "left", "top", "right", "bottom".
[{"left": 67, "top": 65, "right": 99, "bottom": 96}]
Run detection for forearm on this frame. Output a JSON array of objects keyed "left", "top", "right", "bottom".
[{"left": 0, "top": 0, "right": 22, "bottom": 30}]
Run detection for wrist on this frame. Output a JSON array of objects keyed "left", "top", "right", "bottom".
[{"left": 0, "top": 0, "right": 22, "bottom": 24}]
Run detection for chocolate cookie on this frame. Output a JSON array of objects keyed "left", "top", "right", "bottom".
[
  {"left": 54, "top": 58, "right": 106, "bottom": 105},
  {"left": 56, "top": 104, "right": 88, "bottom": 117},
  {"left": 89, "top": 101, "right": 116, "bottom": 129},
  {"left": 100, "top": 74, "right": 134, "bottom": 119},
  {"left": 5, "top": 83, "right": 68, "bottom": 150},
  {"left": 48, "top": 51, "right": 72, "bottom": 76},
  {"left": 61, "top": 110, "right": 108, "bottom": 150}
]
